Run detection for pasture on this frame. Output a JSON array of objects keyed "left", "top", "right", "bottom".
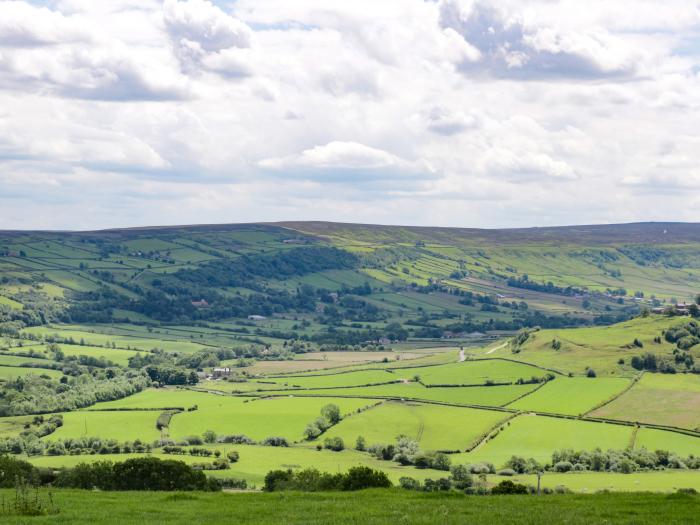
[
  {"left": 0, "top": 365, "right": 63, "bottom": 381},
  {"left": 634, "top": 428, "right": 700, "bottom": 457},
  {"left": 590, "top": 373, "right": 700, "bottom": 431},
  {"left": 460, "top": 414, "right": 634, "bottom": 466},
  {"left": 47, "top": 411, "right": 162, "bottom": 442},
  {"left": 410, "top": 359, "right": 548, "bottom": 386},
  {"left": 321, "top": 401, "right": 508, "bottom": 452},
  {"left": 279, "top": 381, "right": 539, "bottom": 407},
  {"left": 498, "top": 316, "right": 684, "bottom": 375},
  {"left": 507, "top": 376, "right": 632, "bottom": 415}
]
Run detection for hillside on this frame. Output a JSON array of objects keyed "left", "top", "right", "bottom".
[{"left": 1, "top": 222, "right": 699, "bottom": 348}]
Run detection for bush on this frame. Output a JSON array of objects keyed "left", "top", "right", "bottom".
[
  {"left": 497, "top": 468, "right": 516, "bottom": 476},
  {"left": 262, "top": 436, "right": 289, "bottom": 447},
  {"left": 0, "top": 455, "right": 38, "bottom": 487},
  {"left": 491, "top": 480, "right": 528, "bottom": 495},
  {"left": 323, "top": 436, "right": 345, "bottom": 452},
  {"left": 226, "top": 451, "right": 240, "bottom": 463},
  {"left": 399, "top": 476, "right": 421, "bottom": 490},
  {"left": 355, "top": 435, "right": 366, "bottom": 451},
  {"left": 553, "top": 461, "right": 573, "bottom": 473},
  {"left": 203, "top": 430, "right": 217, "bottom": 444}
]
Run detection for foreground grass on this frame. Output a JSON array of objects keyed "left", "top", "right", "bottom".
[{"left": 1, "top": 489, "right": 698, "bottom": 524}]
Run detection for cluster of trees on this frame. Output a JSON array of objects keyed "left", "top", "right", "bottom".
[
  {"left": 0, "top": 372, "right": 151, "bottom": 416},
  {"left": 53, "top": 457, "right": 220, "bottom": 491},
  {"left": 503, "top": 448, "right": 700, "bottom": 474},
  {"left": 506, "top": 275, "right": 587, "bottom": 297},
  {"left": 263, "top": 466, "right": 391, "bottom": 492}
]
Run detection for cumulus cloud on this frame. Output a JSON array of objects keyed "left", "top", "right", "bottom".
[
  {"left": 163, "top": 0, "right": 253, "bottom": 76},
  {"left": 439, "top": 0, "right": 640, "bottom": 80},
  {"left": 260, "top": 141, "right": 431, "bottom": 181},
  {"left": 0, "top": 0, "right": 699, "bottom": 228},
  {"left": 0, "top": 1, "right": 90, "bottom": 47}
]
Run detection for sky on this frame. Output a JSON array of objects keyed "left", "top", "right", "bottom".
[{"left": 1, "top": 0, "right": 700, "bottom": 230}]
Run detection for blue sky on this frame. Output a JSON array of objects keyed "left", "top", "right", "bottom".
[{"left": 1, "top": 0, "right": 700, "bottom": 230}]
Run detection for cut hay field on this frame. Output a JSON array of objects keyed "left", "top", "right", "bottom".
[
  {"left": 590, "top": 373, "right": 700, "bottom": 431},
  {"left": 507, "top": 376, "right": 632, "bottom": 415},
  {"left": 459, "top": 414, "right": 634, "bottom": 466},
  {"left": 263, "top": 369, "right": 400, "bottom": 389},
  {"left": 321, "top": 401, "right": 509, "bottom": 452}
]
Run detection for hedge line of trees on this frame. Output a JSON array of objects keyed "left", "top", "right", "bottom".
[{"left": 503, "top": 448, "right": 700, "bottom": 475}]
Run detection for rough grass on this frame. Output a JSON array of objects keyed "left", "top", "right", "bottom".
[
  {"left": 2, "top": 488, "right": 700, "bottom": 524},
  {"left": 500, "top": 316, "right": 684, "bottom": 375},
  {"left": 507, "top": 377, "right": 632, "bottom": 415}
]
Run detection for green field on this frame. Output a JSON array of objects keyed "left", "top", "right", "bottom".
[
  {"left": 283, "top": 382, "right": 539, "bottom": 407},
  {"left": 0, "top": 365, "right": 63, "bottom": 381},
  {"left": 634, "top": 428, "right": 700, "bottom": 457},
  {"left": 88, "top": 389, "right": 378, "bottom": 442},
  {"left": 507, "top": 377, "right": 632, "bottom": 415},
  {"left": 408, "top": 359, "right": 548, "bottom": 386},
  {"left": 321, "top": 401, "right": 508, "bottom": 452},
  {"left": 491, "top": 316, "right": 687, "bottom": 376},
  {"left": 263, "top": 369, "right": 401, "bottom": 389},
  {"left": 591, "top": 373, "right": 700, "bottom": 431},
  {"left": 459, "top": 414, "right": 634, "bottom": 466},
  {"left": 47, "top": 411, "right": 162, "bottom": 442}
]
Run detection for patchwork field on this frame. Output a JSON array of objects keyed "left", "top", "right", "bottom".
[{"left": 590, "top": 373, "right": 700, "bottom": 431}]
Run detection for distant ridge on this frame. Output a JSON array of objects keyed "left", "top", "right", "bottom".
[{"left": 1, "top": 221, "right": 700, "bottom": 244}]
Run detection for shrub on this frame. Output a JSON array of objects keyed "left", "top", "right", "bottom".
[
  {"left": 323, "top": 436, "right": 345, "bottom": 452},
  {"left": 497, "top": 469, "right": 516, "bottom": 476},
  {"left": 399, "top": 476, "right": 421, "bottom": 490},
  {"left": 203, "top": 430, "right": 217, "bottom": 444},
  {"left": 262, "top": 436, "right": 289, "bottom": 447},
  {"left": 554, "top": 461, "right": 574, "bottom": 473},
  {"left": 491, "top": 480, "right": 528, "bottom": 495},
  {"left": 0, "top": 456, "right": 38, "bottom": 487},
  {"left": 320, "top": 404, "right": 341, "bottom": 424},
  {"left": 226, "top": 451, "right": 239, "bottom": 463},
  {"left": 355, "top": 435, "right": 366, "bottom": 451}
]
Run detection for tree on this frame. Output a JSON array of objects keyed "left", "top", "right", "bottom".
[
  {"left": 203, "top": 430, "right": 217, "bottom": 444},
  {"left": 355, "top": 435, "right": 366, "bottom": 451},
  {"left": 320, "top": 403, "right": 341, "bottom": 424},
  {"left": 323, "top": 436, "right": 344, "bottom": 451}
]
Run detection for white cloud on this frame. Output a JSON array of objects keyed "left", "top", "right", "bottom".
[
  {"left": 163, "top": 0, "right": 253, "bottom": 75},
  {"left": 0, "top": 0, "right": 699, "bottom": 229}
]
